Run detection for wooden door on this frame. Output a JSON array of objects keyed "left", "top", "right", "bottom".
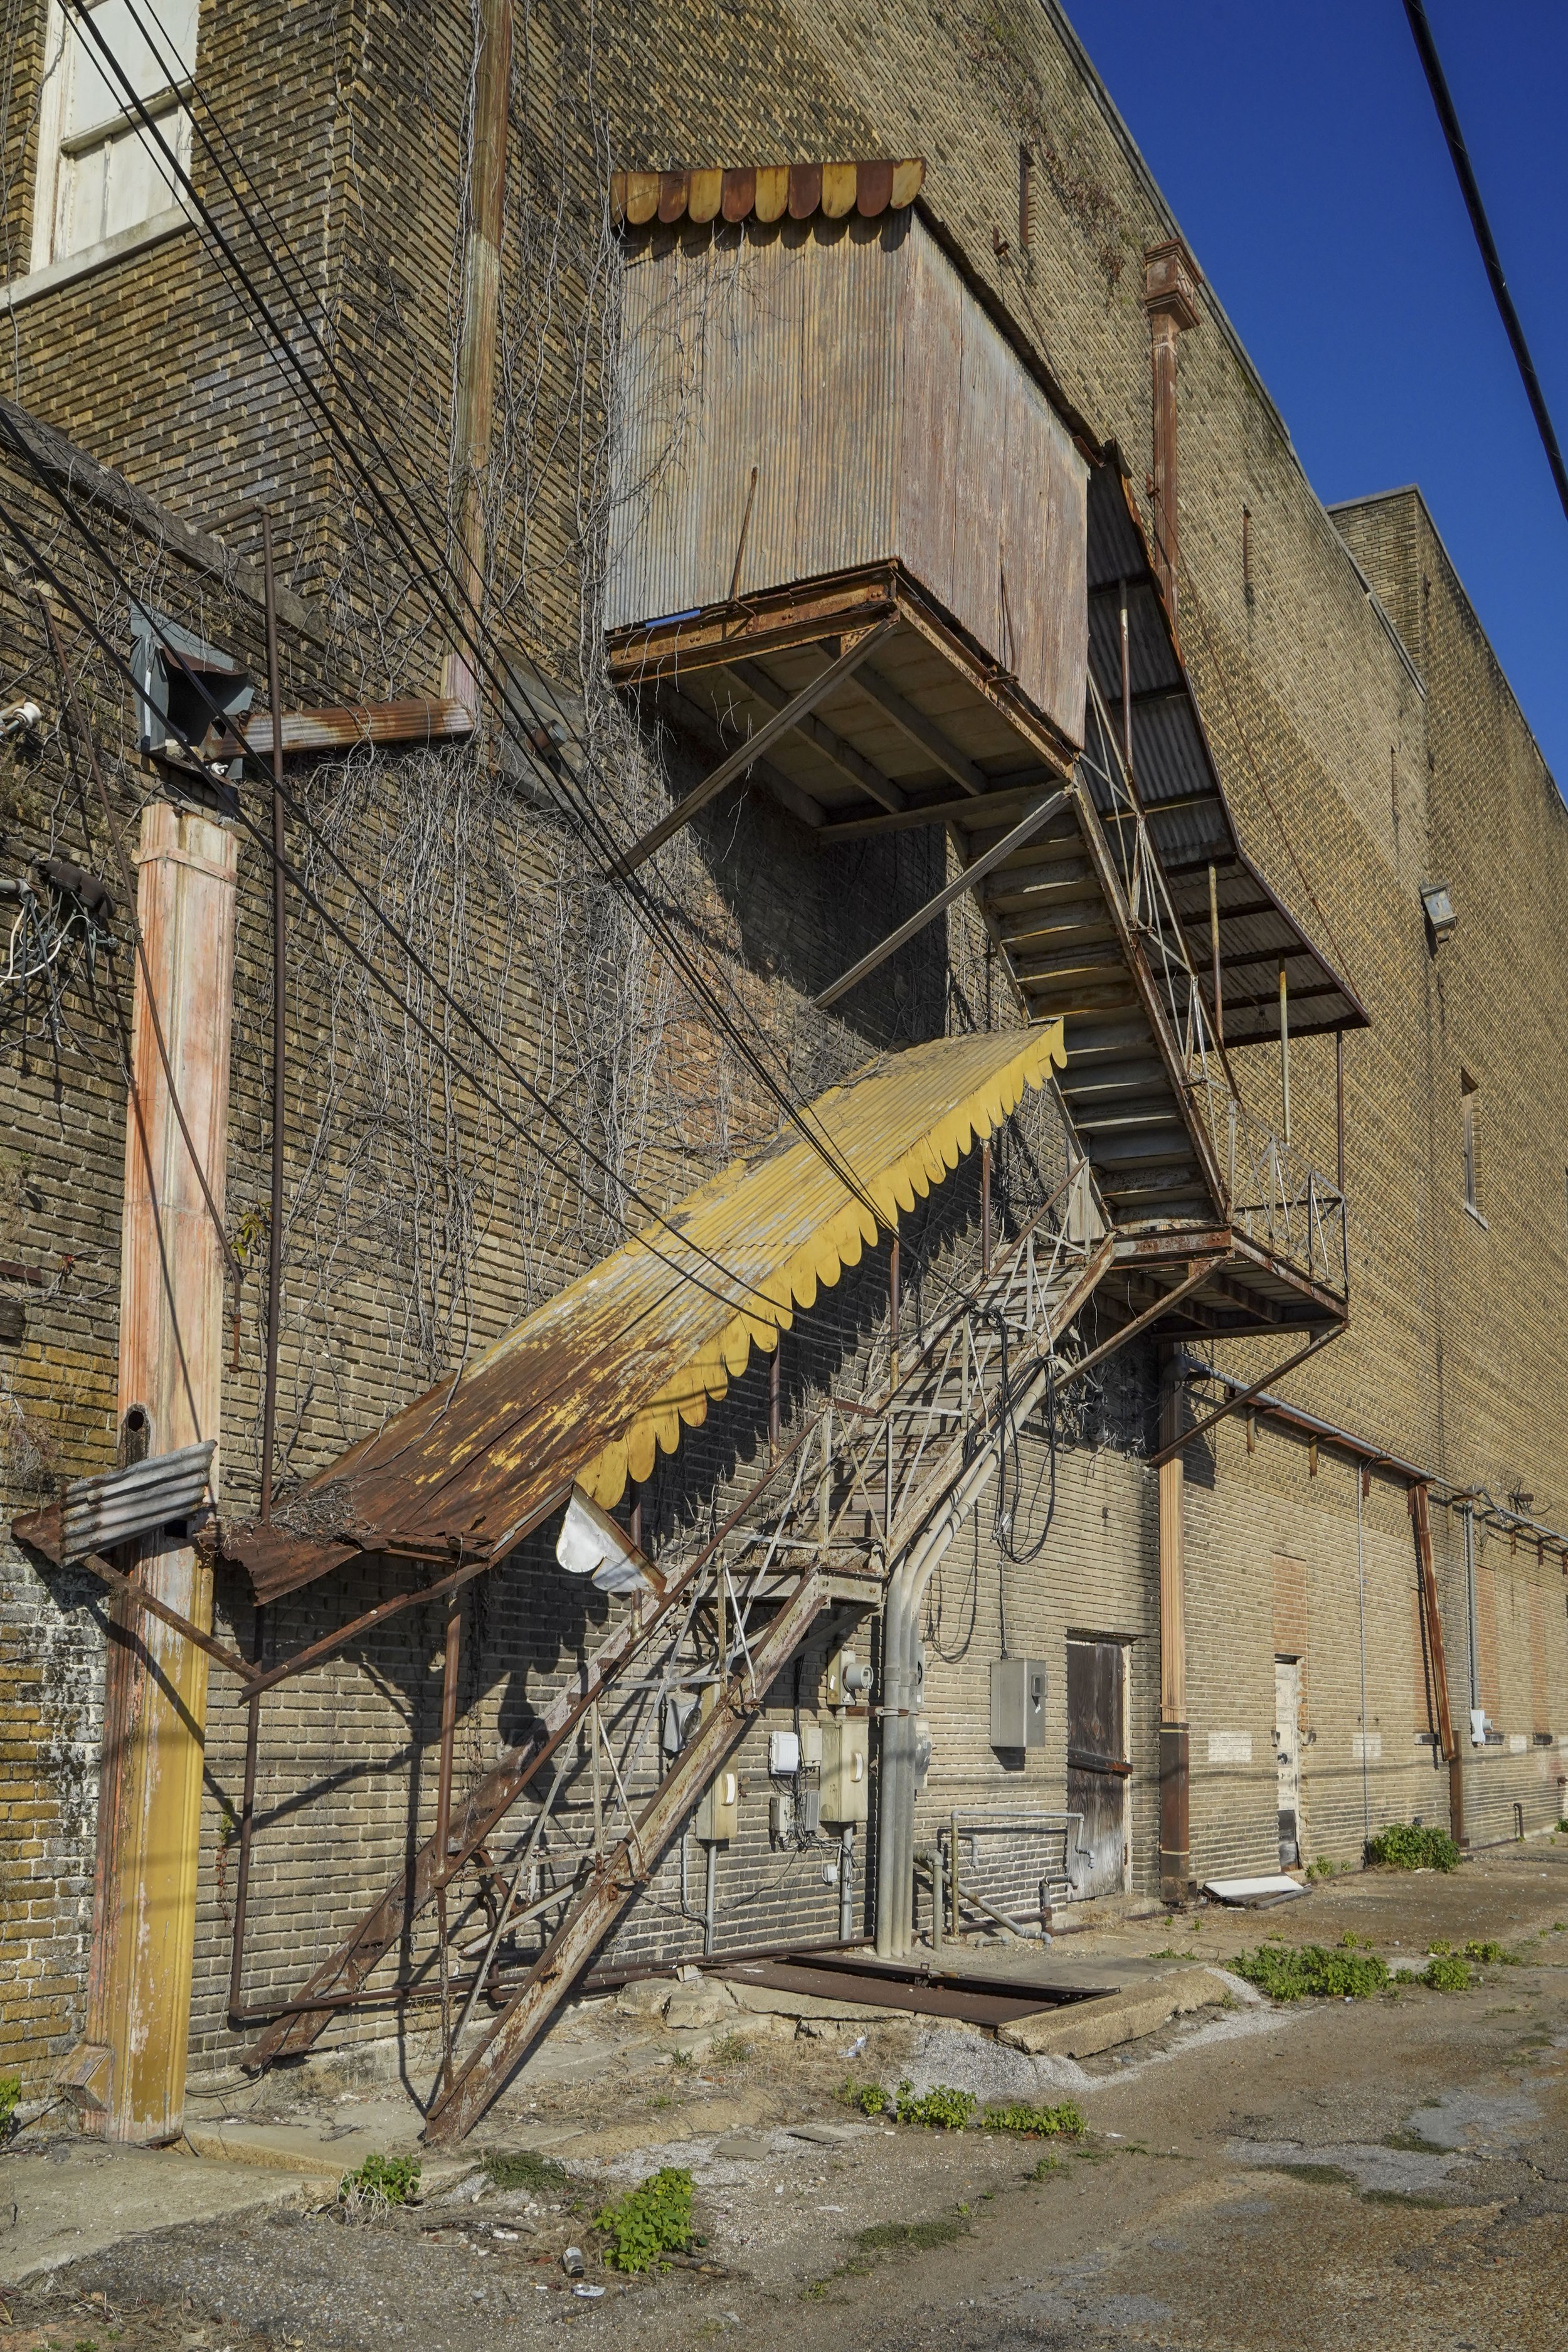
[{"left": 1066, "top": 1638, "right": 1128, "bottom": 1898}]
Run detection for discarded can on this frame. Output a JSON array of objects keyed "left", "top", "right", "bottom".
[
  {"left": 562, "top": 2245, "right": 586, "bottom": 2278},
  {"left": 573, "top": 2284, "right": 607, "bottom": 2299}
]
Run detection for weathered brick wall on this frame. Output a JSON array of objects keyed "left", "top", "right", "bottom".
[{"left": 1, "top": 0, "right": 1565, "bottom": 2103}]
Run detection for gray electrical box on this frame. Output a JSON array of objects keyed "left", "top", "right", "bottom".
[{"left": 990, "top": 1657, "right": 1047, "bottom": 1749}]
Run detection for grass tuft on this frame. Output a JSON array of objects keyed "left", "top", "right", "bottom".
[
  {"left": 853, "top": 2214, "right": 968, "bottom": 2252},
  {"left": 339, "top": 2151, "right": 420, "bottom": 2208},
  {"left": 484, "top": 2149, "right": 566, "bottom": 2195}
]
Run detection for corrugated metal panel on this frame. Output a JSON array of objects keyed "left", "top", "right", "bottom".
[
  {"left": 1083, "top": 467, "right": 1368, "bottom": 1042},
  {"left": 606, "top": 211, "right": 1087, "bottom": 748},
  {"left": 14, "top": 1439, "right": 215, "bottom": 1565},
  {"left": 225, "top": 1025, "right": 1066, "bottom": 1604}
]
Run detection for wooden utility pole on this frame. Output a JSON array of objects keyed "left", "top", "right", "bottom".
[
  {"left": 1142, "top": 240, "right": 1200, "bottom": 628},
  {"left": 86, "top": 803, "right": 238, "bottom": 2142},
  {"left": 1158, "top": 1350, "right": 1189, "bottom": 1902}
]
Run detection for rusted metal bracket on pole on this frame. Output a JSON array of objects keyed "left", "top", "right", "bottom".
[
  {"left": 1149, "top": 1325, "right": 1341, "bottom": 1468},
  {"left": 81, "top": 1552, "right": 250, "bottom": 1680},
  {"left": 423, "top": 1570, "right": 825, "bottom": 2144}
]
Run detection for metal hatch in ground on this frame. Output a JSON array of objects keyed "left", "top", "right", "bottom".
[
  {"left": 1066, "top": 1637, "right": 1130, "bottom": 1899},
  {"left": 712, "top": 1949, "right": 1119, "bottom": 2027}
]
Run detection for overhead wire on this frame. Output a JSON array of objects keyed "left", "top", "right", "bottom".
[
  {"left": 1401, "top": 0, "right": 1568, "bottom": 529},
  {"left": 55, "top": 0, "right": 897, "bottom": 1233},
  {"left": 0, "top": 463, "right": 802, "bottom": 1337}
]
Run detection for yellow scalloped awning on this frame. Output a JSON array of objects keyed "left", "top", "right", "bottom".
[{"left": 231, "top": 1024, "right": 1064, "bottom": 1601}]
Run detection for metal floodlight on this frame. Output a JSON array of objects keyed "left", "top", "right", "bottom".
[{"left": 1419, "top": 881, "right": 1457, "bottom": 947}]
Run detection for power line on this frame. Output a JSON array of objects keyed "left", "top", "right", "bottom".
[
  {"left": 1402, "top": 0, "right": 1568, "bottom": 527},
  {"left": 0, "top": 449, "right": 795, "bottom": 1330},
  {"left": 58, "top": 0, "right": 893, "bottom": 1231}
]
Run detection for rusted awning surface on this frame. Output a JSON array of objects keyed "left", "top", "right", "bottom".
[{"left": 226, "top": 1025, "right": 1064, "bottom": 1603}]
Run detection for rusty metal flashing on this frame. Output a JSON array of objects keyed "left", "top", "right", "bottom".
[
  {"left": 239, "top": 696, "right": 474, "bottom": 761},
  {"left": 611, "top": 159, "right": 924, "bottom": 230},
  {"left": 711, "top": 1951, "right": 1117, "bottom": 2026}
]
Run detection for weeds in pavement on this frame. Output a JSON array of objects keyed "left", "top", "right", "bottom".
[
  {"left": 1030, "top": 2153, "right": 1066, "bottom": 2180},
  {"left": 837, "top": 2077, "right": 889, "bottom": 2116},
  {"left": 339, "top": 2152, "right": 420, "bottom": 2214},
  {"left": 982, "top": 2100, "right": 1086, "bottom": 2139},
  {"left": 1461, "top": 1939, "right": 1515, "bottom": 1964},
  {"left": 1365, "top": 1823, "right": 1460, "bottom": 1872},
  {"left": 854, "top": 2215, "right": 969, "bottom": 2252},
  {"left": 1231, "top": 1943, "right": 1389, "bottom": 2000},
  {"left": 894, "top": 2081, "right": 977, "bottom": 2131},
  {"left": 707, "top": 2031, "right": 753, "bottom": 2067},
  {"left": 595, "top": 2167, "right": 694, "bottom": 2273},
  {"left": 484, "top": 2149, "right": 566, "bottom": 2194}
]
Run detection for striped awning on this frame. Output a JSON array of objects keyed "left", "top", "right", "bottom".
[{"left": 226, "top": 1023, "right": 1064, "bottom": 1602}]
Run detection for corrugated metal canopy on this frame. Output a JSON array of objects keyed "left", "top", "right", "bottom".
[
  {"left": 226, "top": 1025, "right": 1064, "bottom": 1602},
  {"left": 1086, "top": 467, "right": 1368, "bottom": 1045}
]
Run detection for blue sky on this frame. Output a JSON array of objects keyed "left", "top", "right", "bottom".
[{"left": 1064, "top": 1, "right": 1568, "bottom": 788}]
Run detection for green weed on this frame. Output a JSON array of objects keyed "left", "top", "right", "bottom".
[
  {"left": 707, "top": 2030, "right": 753, "bottom": 2067},
  {"left": 1231, "top": 1943, "right": 1389, "bottom": 2000},
  {"left": 339, "top": 2151, "right": 420, "bottom": 2206},
  {"left": 595, "top": 2166, "right": 694, "bottom": 2274},
  {"left": 0, "top": 2074, "right": 20, "bottom": 2139},
  {"left": 1421, "top": 1951, "right": 1473, "bottom": 1993},
  {"left": 1365, "top": 1823, "right": 1461, "bottom": 1873},
  {"left": 1461, "top": 1939, "right": 1514, "bottom": 1965},
  {"left": 837, "top": 2076, "right": 889, "bottom": 2116},
  {"left": 981, "top": 2100, "right": 1085, "bottom": 2139},
  {"left": 894, "top": 2080, "right": 976, "bottom": 2131}
]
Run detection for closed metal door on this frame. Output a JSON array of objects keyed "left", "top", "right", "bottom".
[{"left": 1066, "top": 1638, "right": 1128, "bottom": 1897}]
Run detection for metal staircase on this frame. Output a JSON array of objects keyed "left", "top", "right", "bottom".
[{"left": 245, "top": 1163, "right": 1116, "bottom": 2143}]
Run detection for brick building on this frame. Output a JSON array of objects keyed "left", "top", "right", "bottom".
[{"left": 0, "top": 0, "right": 1564, "bottom": 2145}]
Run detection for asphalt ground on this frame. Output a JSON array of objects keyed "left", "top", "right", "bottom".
[{"left": 4, "top": 1842, "right": 1565, "bottom": 2352}]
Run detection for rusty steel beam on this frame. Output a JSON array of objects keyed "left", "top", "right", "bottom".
[
  {"left": 814, "top": 788, "right": 1068, "bottom": 1009},
  {"left": 423, "top": 1571, "right": 825, "bottom": 2144},
  {"left": 1056, "top": 1257, "right": 1224, "bottom": 1390},
  {"left": 613, "top": 621, "right": 896, "bottom": 874},
  {"left": 80, "top": 1552, "right": 250, "bottom": 1680},
  {"left": 1148, "top": 1327, "right": 1340, "bottom": 1470},
  {"left": 240, "top": 697, "right": 475, "bottom": 760},
  {"left": 842, "top": 662, "right": 984, "bottom": 795}
]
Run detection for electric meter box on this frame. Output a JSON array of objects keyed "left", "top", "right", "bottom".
[
  {"left": 990, "top": 1656, "right": 1047, "bottom": 1749},
  {"left": 820, "top": 1717, "right": 869, "bottom": 1823},
  {"left": 696, "top": 1764, "right": 739, "bottom": 1843}
]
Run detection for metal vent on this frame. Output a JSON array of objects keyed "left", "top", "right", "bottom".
[{"left": 58, "top": 1441, "right": 215, "bottom": 1563}]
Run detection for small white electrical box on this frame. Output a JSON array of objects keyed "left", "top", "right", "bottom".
[
  {"left": 990, "top": 1657, "right": 1047, "bottom": 1749},
  {"left": 799, "top": 1722, "right": 824, "bottom": 1769},
  {"left": 821, "top": 1717, "right": 869, "bottom": 1823},
  {"left": 769, "top": 1792, "right": 795, "bottom": 1846},
  {"left": 768, "top": 1728, "right": 801, "bottom": 1777}
]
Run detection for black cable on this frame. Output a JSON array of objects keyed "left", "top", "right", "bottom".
[
  {"left": 58, "top": 0, "right": 892, "bottom": 1231},
  {"left": 1402, "top": 0, "right": 1568, "bottom": 526},
  {"left": 0, "top": 466, "right": 792, "bottom": 1331}
]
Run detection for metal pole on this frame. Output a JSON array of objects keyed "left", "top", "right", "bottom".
[
  {"left": 251, "top": 507, "right": 287, "bottom": 1525},
  {"left": 888, "top": 1234, "right": 901, "bottom": 1391},
  {"left": 1335, "top": 1028, "right": 1345, "bottom": 1194},
  {"left": 981, "top": 1141, "right": 992, "bottom": 1277},
  {"left": 704, "top": 1841, "right": 718, "bottom": 1956},
  {"left": 434, "top": 1593, "right": 464, "bottom": 2088},
  {"left": 950, "top": 1808, "right": 961, "bottom": 1940},
  {"left": 1356, "top": 1463, "right": 1370, "bottom": 1851},
  {"left": 839, "top": 1826, "right": 854, "bottom": 1943},
  {"left": 226, "top": 1602, "right": 265, "bottom": 2021},
  {"left": 1118, "top": 580, "right": 1133, "bottom": 771},
  {"left": 1278, "top": 961, "right": 1291, "bottom": 1143},
  {"left": 768, "top": 1339, "right": 781, "bottom": 1458},
  {"left": 1207, "top": 863, "right": 1224, "bottom": 1047}
]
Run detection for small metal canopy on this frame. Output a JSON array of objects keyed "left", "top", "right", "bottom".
[
  {"left": 226, "top": 1024, "right": 1064, "bottom": 1602},
  {"left": 1085, "top": 466, "right": 1368, "bottom": 1045}
]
